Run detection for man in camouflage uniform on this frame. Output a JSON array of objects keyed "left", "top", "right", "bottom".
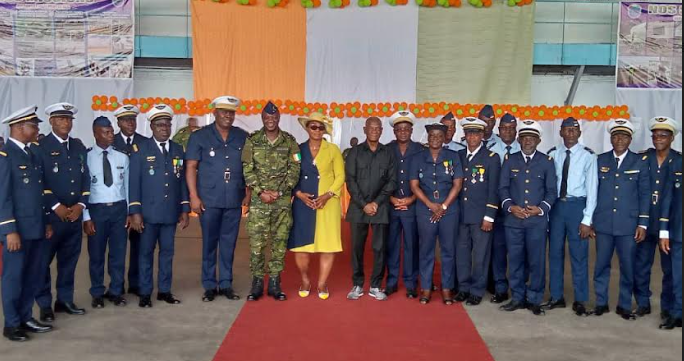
[
  {"left": 172, "top": 117, "right": 200, "bottom": 150},
  {"left": 242, "top": 101, "right": 301, "bottom": 302}
]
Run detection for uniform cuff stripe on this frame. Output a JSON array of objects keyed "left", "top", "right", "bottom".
[
  {"left": 486, "top": 204, "right": 499, "bottom": 209},
  {"left": 639, "top": 215, "right": 649, "bottom": 218},
  {"left": 660, "top": 218, "right": 670, "bottom": 222}
]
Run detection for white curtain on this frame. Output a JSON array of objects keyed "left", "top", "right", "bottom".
[
  {"left": 0, "top": 78, "right": 134, "bottom": 146},
  {"left": 305, "top": 4, "right": 419, "bottom": 104},
  {"left": 616, "top": 89, "right": 683, "bottom": 152}
]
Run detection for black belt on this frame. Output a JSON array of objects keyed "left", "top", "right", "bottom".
[
  {"left": 91, "top": 201, "right": 126, "bottom": 207},
  {"left": 559, "top": 197, "right": 587, "bottom": 203}
]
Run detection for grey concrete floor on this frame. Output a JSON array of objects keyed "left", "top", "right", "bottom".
[{"left": 0, "top": 218, "right": 682, "bottom": 361}]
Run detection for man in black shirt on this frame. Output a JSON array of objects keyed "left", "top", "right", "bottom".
[{"left": 345, "top": 117, "right": 397, "bottom": 301}]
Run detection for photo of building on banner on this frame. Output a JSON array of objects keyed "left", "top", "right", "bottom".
[
  {"left": 617, "top": 2, "right": 682, "bottom": 89},
  {"left": 0, "top": 0, "right": 133, "bottom": 78}
]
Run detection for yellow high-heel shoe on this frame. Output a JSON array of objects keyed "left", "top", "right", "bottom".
[
  {"left": 299, "top": 285, "right": 311, "bottom": 298},
  {"left": 318, "top": 287, "right": 330, "bottom": 300}
]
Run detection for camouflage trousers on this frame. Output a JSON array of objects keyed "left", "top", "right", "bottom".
[{"left": 246, "top": 207, "right": 293, "bottom": 278}]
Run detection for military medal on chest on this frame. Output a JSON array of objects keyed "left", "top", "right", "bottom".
[
  {"left": 209, "top": 148, "right": 216, "bottom": 157},
  {"left": 53, "top": 163, "right": 59, "bottom": 173},
  {"left": 479, "top": 168, "right": 485, "bottom": 182},
  {"left": 471, "top": 169, "right": 478, "bottom": 184},
  {"left": 149, "top": 167, "right": 155, "bottom": 176}
]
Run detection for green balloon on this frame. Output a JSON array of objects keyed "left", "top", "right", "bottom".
[
  {"left": 95, "top": 100, "right": 102, "bottom": 105},
  {"left": 476, "top": 1, "right": 483, "bottom": 7},
  {"left": 508, "top": 0, "right": 515, "bottom": 5},
  {"left": 416, "top": 0, "right": 424, "bottom": 5},
  {"left": 268, "top": 0, "right": 276, "bottom": 6}
]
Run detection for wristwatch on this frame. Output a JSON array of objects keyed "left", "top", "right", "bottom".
[{"left": 441, "top": 204, "right": 448, "bottom": 211}]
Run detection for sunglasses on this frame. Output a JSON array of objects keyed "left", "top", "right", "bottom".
[{"left": 309, "top": 125, "right": 326, "bottom": 132}]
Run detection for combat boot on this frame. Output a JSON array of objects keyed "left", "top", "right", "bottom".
[
  {"left": 246, "top": 278, "right": 265, "bottom": 302},
  {"left": 268, "top": 276, "right": 287, "bottom": 301}
]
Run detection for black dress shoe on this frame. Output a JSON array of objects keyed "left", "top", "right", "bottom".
[
  {"left": 635, "top": 306, "right": 652, "bottom": 317},
  {"left": 572, "top": 302, "right": 590, "bottom": 317},
  {"left": 20, "top": 319, "right": 53, "bottom": 334},
  {"left": 139, "top": 296, "right": 153, "bottom": 308},
  {"left": 55, "top": 302, "right": 86, "bottom": 316},
  {"left": 202, "top": 289, "right": 218, "bottom": 302},
  {"left": 542, "top": 298, "right": 567, "bottom": 310},
  {"left": 385, "top": 286, "right": 398, "bottom": 297},
  {"left": 455, "top": 292, "right": 470, "bottom": 303},
  {"left": 3, "top": 327, "right": 29, "bottom": 342},
  {"left": 109, "top": 295, "right": 127, "bottom": 307},
  {"left": 530, "top": 305, "right": 546, "bottom": 316},
  {"left": 501, "top": 301, "right": 527, "bottom": 312},
  {"left": 247, "top": 277, "right": 265, "bottom": 301},
  {"left": 92, "top": 297, "right": 105, "bottom": 309},
  {"left": 466, "top": 295, "right": 483, "bottom": 306},
  {"left": 406, "top": 289, "right": 418, "bottom": 299},
  {"left": 490, "top": 293, "right": 510, "bottom": 304},
  {"left": 591, "top": 305, "right": 610, "bottom": 316},
  {"left": 157, "top": 293, "right": 182, "bottom": 305},
  {"left": 659, "top": 317, "right": 682, "bottom": 330},
  {"left": 616, "top": 307, "right": 637, "bottom": 321},
  {"left": 128, "top": 287, "right": 141, "bottom": 297},
  {"left": 419, "top": 290, "right": 432, "bottom": 305},
  {"left": 40, "top": 308, "right": 55, "bottom": 323},
  {"left": 661, "top": 310, "right": 672, "bottom": 321},
  {"left": 220, "top": 288, "right": 241, "bottom": 301},
  {"left": 267, "top": 277, "right": 287, "bottom": 302}
]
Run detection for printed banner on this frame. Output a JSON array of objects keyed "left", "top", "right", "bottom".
[
  {"left": 617, "top": 2, "right": 682, "bottom": 89},
  {"left": 0, "top": 0, "right": 134, "bottom": 78}
]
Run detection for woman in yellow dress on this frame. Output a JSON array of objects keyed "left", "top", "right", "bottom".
[{"left": 288, "top": 113, "right": 345, "bottom": 300}]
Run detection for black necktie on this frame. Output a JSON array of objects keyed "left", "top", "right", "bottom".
[
  {"left": 615, "top": 157, "right": 620, "bottom": 169},
  {"left": 62, "top": 141, "right": 69, "bottom": 152},
  {"left": 560, "top": 150, "right": 571, "bottom": 199},
  {"left": 161, "top": 142, "right": 168, "bottom": 158},
  {"left": 467, "top": 154, "right": 473, "bottom": 163},
  {"left": 103, "top": 150, "right": 113, "bottom": 187},
  {"left": 126, "top": 137, "right": 132, "bottom": 147},
  {"left": 24, "top": 146, "right": 34, "bottom": 163},
  {"left": 526, "top": 156, "right": 532, "bottom": 164},
  {"left": 506, "top": 146, "right": 512, "bottom": 155}
]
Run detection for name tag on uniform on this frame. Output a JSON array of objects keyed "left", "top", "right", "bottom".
[
  {"left": 147, "top": 156, "right": 156, "bottom": 162},
  {"left": 624, "top": 170, "right": 640, "bottom": 174}
]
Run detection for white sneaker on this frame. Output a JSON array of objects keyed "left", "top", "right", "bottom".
[
  {"left": 369, "top": 288, "right": 388, "bottom": 301},
  {"left": 347, "top": 286, "right": 364, "bottom": 300}
]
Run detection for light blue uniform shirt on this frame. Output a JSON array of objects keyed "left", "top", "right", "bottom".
[
  {"left": 549, "top": 143, "right": 598, "bottom": 226},
  {"left": 491, "top": 140, "right": 521, "bottom": 165},
  {"left": 445, "top": 141, "right": 466, "bottom": 152},
  {"left": 484, "top": 134, "right": 501, "bottom": 150},
  {"left": 83, "top": 145, "right": 129, "bottom": 221}
]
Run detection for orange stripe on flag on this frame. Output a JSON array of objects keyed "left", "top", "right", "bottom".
[{"left": 191, "top": 1, "right": 307, "bottom": 101}]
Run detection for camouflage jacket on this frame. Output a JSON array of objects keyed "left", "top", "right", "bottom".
[
  {"left": 242, "top": 128, "right": 301, "bottom": 209},
  {"left": 172, "top": 126, "right": 200, "bottom": 150}
]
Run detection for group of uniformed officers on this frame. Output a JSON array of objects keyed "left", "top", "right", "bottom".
[{"left": 0, "top": 97, "right": 680, "bottom": 343}]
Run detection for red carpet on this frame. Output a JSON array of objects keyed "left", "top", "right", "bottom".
[{"left": 213, "top": 223, "right": 494, "bottom": 361}]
